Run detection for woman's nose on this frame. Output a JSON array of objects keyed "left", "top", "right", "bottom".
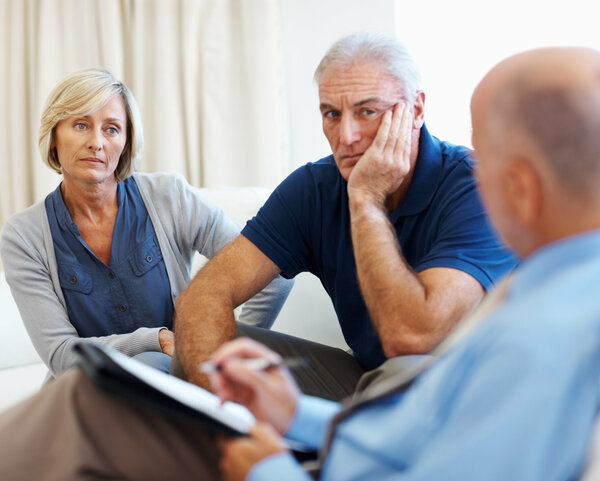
[{"left": 87, "top": 130, "right": 102, "bottom": 151}]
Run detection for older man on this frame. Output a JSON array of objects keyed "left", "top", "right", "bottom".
[
  {"left": 174, "top": 32, "right": 515, "bottom": 399},
  {"left": 2, "top": 45, "right": 600, "bottom": 481}
]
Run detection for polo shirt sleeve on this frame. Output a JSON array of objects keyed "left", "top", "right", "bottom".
[
  {"left": 242, "top": 166, "right": 317, "bottom": 279},
  {"left": 413, "top": 161, "right": 517, "bottom": 289}
]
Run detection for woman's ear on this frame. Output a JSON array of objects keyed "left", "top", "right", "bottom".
[{"left": 412, "top": 91, "right": 425, "bottom": 129}]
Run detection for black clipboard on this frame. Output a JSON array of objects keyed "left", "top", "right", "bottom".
[{"left": 74, "top": 343, "right": 249, "bottom": 437}]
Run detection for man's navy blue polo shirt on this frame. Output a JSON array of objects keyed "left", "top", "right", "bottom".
[{"left": 242, "top": 125, "right": 517, "bottom": 370}]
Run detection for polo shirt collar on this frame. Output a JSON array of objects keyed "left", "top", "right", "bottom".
[{"left": 389, "top": 124, "right": 444, "bottom": 222}]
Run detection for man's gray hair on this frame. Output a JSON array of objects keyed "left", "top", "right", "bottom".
[{"left": 314, "top": 31, "right": 423, "bottom": 100}]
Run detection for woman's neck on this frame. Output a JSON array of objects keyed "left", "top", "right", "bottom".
[{"left": 60, "top": 176, "right": 119, "bottom": 225}]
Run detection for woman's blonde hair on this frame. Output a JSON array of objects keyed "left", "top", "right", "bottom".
[{"left": 38, "top": 68, "right": 143, "bottom": 181}]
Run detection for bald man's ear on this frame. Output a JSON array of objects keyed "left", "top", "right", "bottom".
[
  {"left": 505, "top": 158, "right": 543, "bottom": 227},
  {"left": 412, "top": 91, "right": 425, "bottom": 129}
]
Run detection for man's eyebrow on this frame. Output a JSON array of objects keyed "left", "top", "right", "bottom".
[
  {"left": 353, "top": 97, "right": 386, "bottom": 107},
  {"left": 319, "top": 98, "right": 394, "bottom": 111},
  {"left": 319, "top": 103, "right": 336, "bottom": 112}
]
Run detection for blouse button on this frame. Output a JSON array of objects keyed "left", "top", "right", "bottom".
[
  {"left": 108, "top": 272, "right": 115, "bottom": 279},
  {"left": 69, "top": 276, "right": 77, "bottom": 285},
  {"left": 145, "top": 255, "right": 153, "bottom": 262},
  {"left": 119, "top": 304, "right": 127, "bottom": 312}
]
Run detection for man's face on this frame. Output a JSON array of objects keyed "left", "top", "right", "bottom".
[{"left": 318, "top": 60, "right": 406, "bottom": 181}]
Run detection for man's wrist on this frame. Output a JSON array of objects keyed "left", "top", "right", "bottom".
[{"left": 348, "top": 189, "right": 388, "bottom": 218}]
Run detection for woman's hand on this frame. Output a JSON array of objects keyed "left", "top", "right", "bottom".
[{"left": 158, "top": 328, "right": 175, "bottom": 356}]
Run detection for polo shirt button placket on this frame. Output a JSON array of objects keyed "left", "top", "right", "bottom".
[{"left": 108, "top": 272, "right": 115, "bottom": 280}]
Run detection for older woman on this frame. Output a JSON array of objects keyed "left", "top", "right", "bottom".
[{"left": 0, "top": 68, "right": 291, "bottom": 378}]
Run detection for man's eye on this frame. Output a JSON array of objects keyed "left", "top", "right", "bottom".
[
  {"left": 323, "top": 111, "right": 340, "bottom": 119},
  {"left": 361, "top": 109, "right": 377, "bottom": 116}
]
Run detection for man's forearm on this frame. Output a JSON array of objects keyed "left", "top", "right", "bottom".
[
  {"left": 349, "top": 194, "right": 433, "bottom": 357},
  {"left": 174, "top": 271, "right": 238, "bottom": 386},
  {"left": 349, "top": 193, "right": 484, "bottom": 357},
  {"left": 173, "top": 235, "right": 282, "bottom": 387}
]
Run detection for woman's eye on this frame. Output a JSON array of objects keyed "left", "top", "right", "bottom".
[
  {"left": 74, "top": 123, "right": 86, "bottom": 130},
  {"left": 106, "top": 127, "right": 119, "bottom": 135}
]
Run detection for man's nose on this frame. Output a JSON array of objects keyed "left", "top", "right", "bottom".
[{"left": 339, "top": 114, "right": 361, "bottom": 145}]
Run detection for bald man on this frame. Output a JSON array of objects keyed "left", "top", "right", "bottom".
[{"left": 2, "top": 46, "right": 600, "bottom": 481}]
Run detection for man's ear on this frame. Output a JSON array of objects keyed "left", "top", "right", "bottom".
[
  {"left": 505, "top": 157, "right": 543, "bottom": 226},
  {"left": 412, "top": 91, "right": 425, "bottom": 129}
]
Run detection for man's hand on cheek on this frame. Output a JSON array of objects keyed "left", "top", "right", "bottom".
[
  {"left": 219, "top": 423, "right": 289, "bottom": 481},
  {"left": 347, "top": 102, "right": 413, "bottom": 207}
]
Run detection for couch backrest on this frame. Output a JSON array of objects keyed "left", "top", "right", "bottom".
[
  {"left": 198, "top": 186, "right": 271, "bottom": 228},
  {"left": 0, "top": 271, "right": 42, "bottom": 368}
]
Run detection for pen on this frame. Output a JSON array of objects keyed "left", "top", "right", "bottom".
[{"left": 199, "top": 357, "right": 308, "bottom": 374}]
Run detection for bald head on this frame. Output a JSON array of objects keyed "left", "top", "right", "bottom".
[
  {"left": 473, "top": 47, "right": 600, "bottom": 195},
  {"left": 471, "top": 47, "right": 600, "bottom": 257}
]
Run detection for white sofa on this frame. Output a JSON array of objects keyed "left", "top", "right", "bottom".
[{"left": 0, "top": 186, "right": 348, "bottom": 412}]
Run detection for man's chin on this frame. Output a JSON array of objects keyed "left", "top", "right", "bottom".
[
  {"left": 335, "top": 158, "right": 360, "bottom": 181},
  {"left": 338, "top": 166, "right": 353, "bottom": 182}
]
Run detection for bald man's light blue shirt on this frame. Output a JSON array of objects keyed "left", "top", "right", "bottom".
[{"left": 249, "top": 230, "right": 600, "bottom": 481}]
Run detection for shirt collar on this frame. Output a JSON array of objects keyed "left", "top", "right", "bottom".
[
  {"left": 48, "top": 180, "right": 125, "bottom": 236},
  {"left": 507, "top": 229, "right": 600, "bottom": 299},
  {"left": 389, "top": 124, "right": 445, "bottom": 222}
]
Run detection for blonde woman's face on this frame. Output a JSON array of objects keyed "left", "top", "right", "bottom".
[{"left": 52, "top": 94, "right": 127, "bottom": 188}]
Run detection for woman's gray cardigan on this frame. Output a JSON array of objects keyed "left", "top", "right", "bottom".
[{"left": 0, "top": 172, "right": 292, "bottom": 378}]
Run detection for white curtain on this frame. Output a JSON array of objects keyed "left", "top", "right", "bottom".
[{"left": 0, "top": 0, "right": 285, "bottom": 234}]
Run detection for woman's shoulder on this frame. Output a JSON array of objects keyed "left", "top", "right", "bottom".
[
  {"left": 1, "top": 199, "right": 49, "bottom": 265},
  {"left": 2, "top": 200, "right": 48, "bottom": 236},
  {"left": 131, "top": 171, "right": 189, "bottom": 193}
]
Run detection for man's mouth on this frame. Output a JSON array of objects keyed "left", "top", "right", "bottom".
[{"left": 341, "top": 153, "right": 363, "bottom": 164}]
